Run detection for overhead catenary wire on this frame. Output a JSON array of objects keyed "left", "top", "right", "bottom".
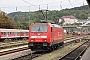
[
  {"left": 60, "top": 1, "right": 62, "bottom": 9},
  {"left": 47, "top": 4, "right": 48, "bottom": 10},
  {"left": 36, "top": 0, "right": 68, "bottom": 5},
  {"left": 0, "top": 0, "right": 87, "bottom": 9},
  {"left": 75, "top": 0, "right": 81, "bottom": 5},
  {"left": 16, "top": 7, "right": 17, "bottom": 11},
  {"left": 0, "top": 6, "right": 11, "bottom": 13},
  {"left": 83, "top": 2, "right": 85, "bottom": 6},
  {"left": 21, "top": 0, "right": 39, "bottom": 8},
  {"left": 68, "top": 0, "right": 74, "bottom": 7},
  {"left": 35, "top": 0, "right": 66, "bottom": 10},
  {"left": 0, "top": 0, "right": 88, "bottom": 13}
]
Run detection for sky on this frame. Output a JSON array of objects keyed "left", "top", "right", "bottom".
[{"left": 0, "top": 0, "right": 88, "bottom": 13}]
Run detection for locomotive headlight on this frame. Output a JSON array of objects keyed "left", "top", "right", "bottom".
[
  {"left": 31, "top": 40, "right": 34, "bottom": 42},
  {"left": 43, "top": 42, "right": 47, "bottom": 46},
  {"left": 44, "top": 40, "right": 46, "bottom": 42},
  {"left": 38, "top": 34, "right": 40, "bottom": 35},
  {"left": 29, "top": 43, "right": 33, "bottom": 46}
]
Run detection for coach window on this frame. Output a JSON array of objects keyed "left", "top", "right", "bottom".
[
  {"left": 17, "top": 32, "right": 20, "bottom": 34},
  {"left": 24, "top": 32, "right": 27, "bottom": 35},
  {"left": 10, "top": 32, "right": 11, "bottom": 34},
  {"left": 21, "top": 32, "right": 24, "bottom": 34},
  {"left": 1, "top": 32, "right": 3, "bottom": 34},
  {"left": 3, "top": 32, "right": 6, "bottom": 35},
  {"left": 25, "top": 32, "right": 27, "bottom": 34}
]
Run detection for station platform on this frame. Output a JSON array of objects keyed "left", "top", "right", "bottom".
[{"left": 80, "top": 46, "right": 90, "bottom": 60}]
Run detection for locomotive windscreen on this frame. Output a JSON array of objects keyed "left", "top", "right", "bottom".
[{"left": 31, "top": 24, "right": 48, "bottom": 32}]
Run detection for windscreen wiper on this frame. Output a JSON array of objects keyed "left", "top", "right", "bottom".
[{"left": 36, "top": 26, "right": 42, "bottom": 32}]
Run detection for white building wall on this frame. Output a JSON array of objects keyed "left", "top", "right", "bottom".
[
  {"left": 59, "top": 19, "right": 62, "bottom": 22},
  {"left": 59, "top": 18, "right": 78, "bottom": 25}
]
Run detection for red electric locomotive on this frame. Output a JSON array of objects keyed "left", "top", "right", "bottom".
[{"left": 28, "top": 22, "right": 64, "bottom": 51}]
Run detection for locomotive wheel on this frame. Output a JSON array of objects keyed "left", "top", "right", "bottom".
[
  {"left": 51, "top": 45, "right": 55, "bottom": 51},
  {"left": 48, "top": 48, "right": 52, "bottom": 52}
]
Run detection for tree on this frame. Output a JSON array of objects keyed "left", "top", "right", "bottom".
[{"left": 0, "top": 11, "right": 17, "bottom": 28}]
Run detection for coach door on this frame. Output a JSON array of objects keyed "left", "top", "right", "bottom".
[{"left": 6, "top": 32, "right": 8, "bottom": 38}]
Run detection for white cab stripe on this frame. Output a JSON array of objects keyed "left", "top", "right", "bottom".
[
  {"left": 31, "top": 36, "right": 47, "bottom": 38},
  {"left": 41, "top": 36, "right": 47, "bottom": 38},
  {"left": 31, "top": 36, "right": 37, "bottom": 38}
]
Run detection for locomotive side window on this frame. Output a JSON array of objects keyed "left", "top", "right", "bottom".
[
  {"left": 31, "top": 24, "right": 48, "bottom": 32},
  {"left": 51, "top": 27, "right": 52, "bottom": 32}
]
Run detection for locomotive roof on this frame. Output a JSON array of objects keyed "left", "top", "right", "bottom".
[
  {"left": 31, "top": 23, "right": 62, "bottom": 28},
  {"left": 0, "top": 29, "right": 29, "bottom": 32},
  {"left": 51, "top": 24, "right": 62, "bottom": 28}
]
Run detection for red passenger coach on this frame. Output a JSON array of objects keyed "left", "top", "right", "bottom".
[
  {"left": 0, "top": 29, "right": 29, "bottom": 41},
  {"left": 28, "top": 22, "right": 64, "bottom": 51}
]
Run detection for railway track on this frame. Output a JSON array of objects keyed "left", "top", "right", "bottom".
[
  {"left": 59, "top": 39, "right": 90, "bottom": 60},
  {"left": 0, "top": 47, "right": 28, "bottom": 56},
  {"left": 0, "top": 36, "right": 87, "bottom": 60},
  {"left": 12, "top": 52, "right": 46, "bottom": 60},
  {"left": 12, "top": 37, "right": 87, "bottom": 60},
  {"left": 0, "top": 36, "right": 86, "bottom": 50},
  {"left": 0, "top": 43, "right": 27, "bottom": 50},
  {"left": 64, "top": 37, "right": 78, "bottom": 40}
]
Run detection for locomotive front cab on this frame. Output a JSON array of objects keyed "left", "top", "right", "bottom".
[{"left": 28, "top": 23, "right": 51, "bottom": 51}]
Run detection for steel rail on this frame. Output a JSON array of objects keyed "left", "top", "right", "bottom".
[
  {"left": 13, "top": 37, "right": 87, "bottom": 60},
  {"left": 0, "top": 36, "right": 87, "bottom": 60},
  {"left": 0, "top": 47, "right": 28, "bottom": 56},
  {"left": 59, "top": 39, "right": 90, "bottom": 60}
]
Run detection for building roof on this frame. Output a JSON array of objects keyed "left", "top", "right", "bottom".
[{"left": 61, "top": 15, "right": 75, "bottom": 19}]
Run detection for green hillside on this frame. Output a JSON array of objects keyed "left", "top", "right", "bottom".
[{"left": 7, "top": 5, "right": 90, "bottom": 29}]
